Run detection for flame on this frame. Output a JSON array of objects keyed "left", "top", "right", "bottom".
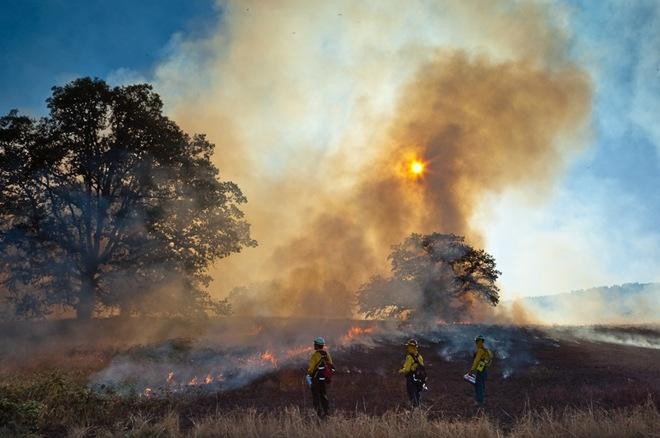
[
  {"left": 244, "top": 350, "right": 281, "bottom": 368},
  {"left": 204, "top": 374, "right": 214, "bottom": 384},
  {"left": 188, "top": 376, "right": 199, "bottom": 385},
  {"left": 260, "top": 351, "right": 278, "bottom": 366},
  {"left": 340, "top": 326, "right": 376, "bottom": 344},
  {"left": 167, "top": 371, "right": 175, "bottom": 384}
]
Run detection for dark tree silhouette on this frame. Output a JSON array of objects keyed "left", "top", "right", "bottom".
[
  {"left": 0, "top": 78, "right": 256, "bottom": 319},
  {"left": 357, "top": 233, "right": 500, "bottom": 321}
]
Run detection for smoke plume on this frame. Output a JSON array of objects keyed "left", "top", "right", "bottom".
[{"left": 153, "top": 0, "right": 591, "bottom": 317}]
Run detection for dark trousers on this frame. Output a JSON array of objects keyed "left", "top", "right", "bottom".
[
  {"left": 475, "top": 370, "right": 487, "bottom": 404},
  {"left": 406, "top": 374, "right": 422, "bottom": 407},
  {"left": 311, "top": 381, "right": 329, "bottom": 417}
]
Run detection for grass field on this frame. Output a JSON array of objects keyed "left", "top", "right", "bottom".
[
  {"left": 0, "top": 318, "right": 658, "bottom": 436},
  {"left": 60, "top": 403, "right": 658, "bottom": 438}
]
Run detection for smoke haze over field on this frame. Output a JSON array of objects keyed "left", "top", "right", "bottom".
[
  {"left": 517, "top": 283, "right": 660, "bottom": 325},
  {"left": 149, "top": 0, "right": 592, "bottom": 318}
]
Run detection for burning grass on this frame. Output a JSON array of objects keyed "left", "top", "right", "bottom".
[{"left": 1, "top": 320, "right": 659, "bottom": 436}]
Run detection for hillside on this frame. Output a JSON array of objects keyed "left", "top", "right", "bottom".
[
  {"left": 1, "top": 318, "right": 658, "bottom": 435},
  {"left": 517, "top": 282, "right": 660, "bottom": 324}
]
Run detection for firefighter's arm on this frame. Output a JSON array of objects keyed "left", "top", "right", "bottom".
[
  {"left": 307, "top": 352, "right": 319, "bottom": 376},
  {"left": 326, "top": 351, "right": 334, "bottom": 367},
  {"left": 399, "top": 355, "right": 413, "bottom": 374},
  {"left": 470, "top": 350, "right": 483, "bottom": 372}
]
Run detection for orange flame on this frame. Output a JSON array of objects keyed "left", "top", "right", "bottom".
[
  {"left": 340, "top": 326, "right": 376, "bottom": 344},
  {"left": 260, "top": 351, "right": 278, "bottom": 366}
]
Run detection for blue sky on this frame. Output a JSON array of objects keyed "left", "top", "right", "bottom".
[
  {"left": 1, "top": 0, "right": 658, "bottom": 295},
  {"left": 0, "top": 0, "right": 219, "bottom": 113},
  {"left": 478, "top": 0, "right": 660, "bottom": 294},
  {"left": 564, "top": 0, "right": 660, "bottom": 277},
  {"left": 565, "top": 0, "right": 660, "bottom": 229}
]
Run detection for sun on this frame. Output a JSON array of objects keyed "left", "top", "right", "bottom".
[{"left": 409, "top": 159, "right": 425, "bottom": 177}]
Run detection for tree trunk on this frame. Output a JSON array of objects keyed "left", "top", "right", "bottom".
[{"left": 76, "top": 276, "right": 95, "bottom": 319}]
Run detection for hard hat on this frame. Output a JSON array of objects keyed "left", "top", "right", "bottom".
[
  {"left": 314, "top": 336, "right": 326, "bottom": 346},
  {"left": 474, "top": 335, "right": 485, "bottom": 342},
  {"left": 406, "top": 339, "right": 419, "bottom": 347}
]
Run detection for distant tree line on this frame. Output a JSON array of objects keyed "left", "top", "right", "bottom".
[{"left": 0, "top": 78, "right": 256, "bottom": 319}]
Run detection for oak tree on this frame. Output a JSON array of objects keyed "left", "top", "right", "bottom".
[
  {"left": 0, "top": 78, "right": 256, "bottom": 318},
  {"left": 357, "top": 233, "right": 500, "bottom": 321}
]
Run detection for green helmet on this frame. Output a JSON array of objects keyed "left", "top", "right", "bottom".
[{"left": 314, "top": 336, "right": 326, "bottom": 346}]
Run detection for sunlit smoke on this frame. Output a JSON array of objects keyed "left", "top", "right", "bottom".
[{"left": 153, "top": 0, "right": 591, "bottom": 319}]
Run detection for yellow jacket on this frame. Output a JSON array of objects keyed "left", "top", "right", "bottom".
[
  {"left": 307, "top": 349, "right": 333, "bottom": 376},
  {"left": 399, "top": 346, "right": 424, "bottom": 374},
  {"left": 471, "top": 345, "right": 492, "bottom": 372}
]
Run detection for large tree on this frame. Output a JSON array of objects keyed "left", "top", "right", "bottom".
[
  {"left": 357, "top": 233, "right": 500, "bottom": 321},
  {"left": 0, "top": 78, "right": 256, "bottom": 319}
]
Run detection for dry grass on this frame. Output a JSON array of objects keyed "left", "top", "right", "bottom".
[
  {"left": 1, "top": 321, "right": 658, "bottom": 436},
  {"left": 56, "top": 400, "right": 659, "bottom": 438}
]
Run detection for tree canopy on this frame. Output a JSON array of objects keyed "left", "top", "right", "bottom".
[
  {"left": 357, "top": 233, "right": 500, "bottom": 321},
  {"left": 0, "top": 77, "right": 256, "bottom": 319}
]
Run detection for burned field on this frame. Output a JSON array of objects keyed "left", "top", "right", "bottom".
[{"left": 0, "top": 319, "right": 658, "bottom": 435}]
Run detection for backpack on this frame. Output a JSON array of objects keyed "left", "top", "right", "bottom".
[
  {"left": 314, "top": 351, "right": 335, "bottom": 383},
  {"left": 410, "top": 354, "right": 427, "bottom": 384}
]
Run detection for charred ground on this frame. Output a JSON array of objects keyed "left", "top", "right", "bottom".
[
  {"left": 0, "top": 318, "right": 658, "bottom": 435},
  {"left": 191, "top": 324, "right": 660, "bottom": 419}
]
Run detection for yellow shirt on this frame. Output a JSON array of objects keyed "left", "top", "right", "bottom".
[
  {"left": 307, "top": 349, "right": 333, "bottom": 376},
  {"left": 471, "top": 346, "right": 492, "bottom": 372},
  {"left": 399, "top": 346, "right": 424, "bottom": 374}
]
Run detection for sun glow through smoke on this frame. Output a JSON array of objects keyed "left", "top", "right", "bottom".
[
  {"left": 410, "top": 160, "right": 426, "bottom": 177},
  {"left": 158, "top": 0, "right": 594, "bottom": 317}
]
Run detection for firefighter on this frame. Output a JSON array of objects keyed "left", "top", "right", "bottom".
[
  {"left": 307, "top": 336, "right": 334, "bottom": 418},
  {"left": 468, "top": 334, "right": 493, "bottom": 406},
  {"left": 399, "top": 339, "right": 425, "bottom": 407}
]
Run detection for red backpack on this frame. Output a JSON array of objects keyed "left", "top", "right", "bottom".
[{"left": 314, "top": 351, "right": 335, "bottom": 383}]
